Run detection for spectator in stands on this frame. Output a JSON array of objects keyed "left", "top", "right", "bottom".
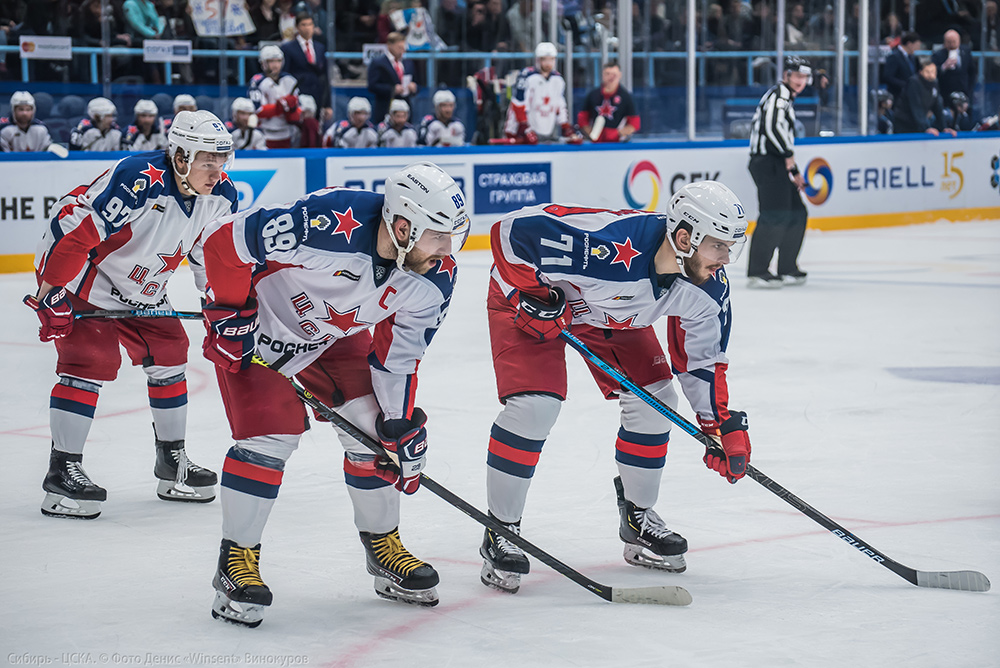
[
  {"left": 807, "top": 4, "right": 837, "bottom": 49},
  {"left": 323, "top": 96, "right": 378, "bottom": 148},
  {"left": 436, "top": 0, "right": 467, "bottom": 86},
  {"left": 377, "top": 98, "right": 418, "bottom": 147},
  {"left": 1, "top": 91, "right": 52, "bottom": 152},
  {"left": 785, "top": 2, "right": 808, "bottom": 48},
  {"left": 277, "top": 0, "right": 298, "bottom": 41},
  {"left": 419, "top": 89, "right": 466, "bottom": 146},
  {"left": 883, "top": 31, "right": 921, "bottom": 100},
  {"left": 945, "top": 91, "right": 976, "bottom": 131},
  {"left": 227, "top": 97, "right": 267, "bottom": 150},
  {"left": 577, "top": 63, "right": 640, "bottom": 143},
  {"left": 280, "top": 13, "right": 332, "bottom": 123},
  {"left": 70, "top": 97, "right": 123, "bottom": 152},
  {"left": 124, "top": 0, "right": 165, "bottom": 40},
  {"left": 75, "top": 0, "right": 133, "bottom": 81},
  {"left": 123, "top": 99, "right": 168, "bottom": 151},
  {"left": 894, "top": 57, "right": 956, "bottom": 136},
  {"left": 249, "top": 0, "right": 281, "bottom": 44},
  {"left": 296, "top": 93, "right": 322, "bottom": 148},
  {"left": 467, "top": 0, "right": 510, "bottom": 53},
  {"left": 367, "top": 31, "right": 417, "bottom": 123},
  {"left": 932, "top": 29, "right": 974, "bottom": 105},
  {"left": 249, "top": 44, "right": 301, "bottom": 148},
  {"left": 876, "top": 89, "right": 894, "bottom": 134},
  {"left": 882, "top": 12, "right": 904, "bottom": 43},
  {"left": 508, "top": 0, "right": 547, "bottom": 53}
]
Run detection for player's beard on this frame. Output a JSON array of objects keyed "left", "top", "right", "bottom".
[
  {"left": 402, "top": 247, "right": 442, "bottom": 274},
  {"left": 683, "top": 252, "right": 723, "bottom": 286}
]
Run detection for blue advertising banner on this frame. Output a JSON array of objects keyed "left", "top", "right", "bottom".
[{"left": 473, "top": 162, "right": 552, "bottom": 215}]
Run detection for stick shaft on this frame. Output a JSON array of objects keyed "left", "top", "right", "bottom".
[{"left": 75, "top": 309, "right": 203, "bottom": 320}]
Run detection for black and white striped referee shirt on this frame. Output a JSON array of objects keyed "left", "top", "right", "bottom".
[{"left": 749, "top": 82, "right": 797, "bottom": 158}]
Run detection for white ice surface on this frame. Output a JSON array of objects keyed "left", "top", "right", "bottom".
[{"left": 2, "top": 221, "right": 998, "bottom": 668}]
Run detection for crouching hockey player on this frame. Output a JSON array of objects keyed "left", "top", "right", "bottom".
[
  {"left": 25, "top": 110, "right": 239, "bottom": 519},
  {"left": 198, "top": 162, "right": 470, "bottom": 627},
  {"left": 480, "top": 182, "right": 754, "bottom": 593}
]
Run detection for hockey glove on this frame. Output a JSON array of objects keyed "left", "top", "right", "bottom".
[
  {"left": 375, "top": 408, "right": 428, "bottom": 495},
  {"left": 560, "top": 123, "right": 583, "bottom": 144},
  {"left": 24, "top": 286, "right": 74, "bottom": 342},
  {"left": 513, "top": 286, "right": 572, "bottom": 341},
  {"left": 202, "top": 298, "right": 260, "bottom": 373},
  {"left": 278, "top": 94, "right": 299, "bottom": 113},
  {"left": 699, "top": 411, "right": 751, "bottom": 483}
]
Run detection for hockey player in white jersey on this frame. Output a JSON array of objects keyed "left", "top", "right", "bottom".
[
  {"left": 24, "top": 110, "right": 239, "bottom": 520},
  {"left": 70, "top": 97, "right": 123, "bottom": 152},
  {"left": 418, "top": 89, "right": 465, "bottom": 146},
  {"left": 122, "top": 99, "right": 168, "bottom": 152},
  {"left": 503, "top": 42, "right": 582, "bottom": 144},
  {"left": 198, "top": 162, "right": 469, "bottom": 627},
  {"left": 227, "top": 97, "right": 267, "bottom": 151},
  {"left": 377, "top": 99, "right": 418, "bottom": 148},
  {"left": 480, "top": 183, "right": 753, "bottom": 593},
  {"left": 0, "top": 91, "right": 52, "bottom": 152},
  {"left": 324, "top": 96, "right": 378, "bottom": 148},
  {"left": 248, "top": 45, "right": 301, "bottom": 148}
]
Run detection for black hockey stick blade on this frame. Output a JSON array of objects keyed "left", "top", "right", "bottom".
[
  {"left": 560, "top": 330, "right": 991, "bottom": 593},
  {"left": 75, "top": 309, "right": 203, "bottom": 320},
  {"left": 250, "top": 355, "right": 692, "bottom": 606}
]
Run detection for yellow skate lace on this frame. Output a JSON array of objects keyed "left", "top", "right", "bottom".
[
  {"left": 371, "top": 529, "right": 426, "bottom": 576},
  {"left": 226, "top": 545, "right": 265, "bottom": 587}
]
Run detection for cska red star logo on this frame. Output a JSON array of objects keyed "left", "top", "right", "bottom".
[
  {"left": 610, "top": 237, "right": 642, "bottom": 271},
  {"left": 320, "top": 302, "right": 369, "bottom": 334},
  {"left": 220, "top": 171, "right": 232, "bottom": 185},
  {"left": 140, "top": 162, "right": 166, "bottom": 187},
  {"left": 604, "top": 312, "right": 637, "bottom": 330},
  {"left": 436, "top": 255, "right": 457, "bottom": 281},
  {"left": 155, "top": 242, "right": 186, "bottom": 275},
  {"left": 597, "top": 99, "right": 617, "bottom": 119},
  {"left": 332, "top": 207, "right": 363, "bottom": 242}
]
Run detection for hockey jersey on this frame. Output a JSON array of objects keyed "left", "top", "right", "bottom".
[
  {"left": 227, "top": 121, "right": 268, "bottom": 150},
  {"left": 0, "top": 117, "right": 52, "bottom": 152},
  {"left": 377, "top": 120, "right": 418, "bottom": 148},
  {"left": 576, "top": 85, "right": 640, "bottom": 142},
  {"left": 35, "top": 151, "right": 239, "bottom": 311},
  {"left": 503, "top": 66, "right": 569, "bottom": 139},
  {"left": 248, "top": 72, "right": 299, "bottom": 142},
  {"left": 418, "top": 115, "right": 465, "bottom": 146},
  {"left": 122, "top": 119, "right": 169, "bottom": 152},
  {"left": 69, "top": 119, "right": 123, "bottom": 152},
  {"left": 323, "top": 120, "right": 378, "bottom": 148},
  {"left": 198, "top": 187, "right": 458, "bottom": 420},
  {"left": 490, "top": 204, "right": 736, "bottom": 425}
]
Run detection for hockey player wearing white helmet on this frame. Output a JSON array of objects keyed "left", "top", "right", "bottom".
[
  {"left": 227, "top": 97, "right": 267, "bottom": 150},
  {"left": 249, "top": 44, "right": 301, "bottom": 148},
  {"left": 377, "top": 98, "right": 418, "bottom": 148},
  {"left": 324, "top": 96, "right": 378, "bottom": 148},
  {"left": 198, "top": 162, "right": 469, "bottom": 626},
  {"left": 70, "top": 97, "right": 123, "bottom": 151},
  {"left": 504, "top": 42, "right": 582, "bottom": 144},
  {"left": 25, "top": 109, "right": 238, "bottom": 521},
  {"left": 418, "top": 89, "right": 466, "bottom": 146},
  {"left": 0, "top": 91, "right": 53, "bottom": 152},
  {"left": 123, "top": 99, "right": 168, "bottom": 152},
  {"left": 481, "top": 182, "right": 752, "bottom": 594}
]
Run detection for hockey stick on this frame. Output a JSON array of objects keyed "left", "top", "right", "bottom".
[
  {"left": 559, "top": 329, "right": 991, "bottom": 593},
  {"left": 250, "top": 354, "right": 692, "bottom": 606},
  {"left": 75, "top": 309, "right": 203, "bottom": 320}
]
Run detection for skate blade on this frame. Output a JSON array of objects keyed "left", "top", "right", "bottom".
[
  {"left": 157, "top": 480, "right": 216, "bottom": 503},
  {"left": 372, "top": 577, "right": 439, "bottom": 607},
  {"left": 40, "top": 493, "right": 101, "bottom": 520},
  {"left": 480, "top": 561, "right": 521, "bottom": 594},
  {"left": 211, "top": 591, "right": 265, "bottom": 628},
  {"left": 623, "top": 544, "right": 687, "bottom": 573}
]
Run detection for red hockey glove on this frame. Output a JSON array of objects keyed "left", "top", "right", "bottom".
[
  {"left": 560, "top": 122, "right": 575, "bottom": 137},
  {"left": 202, "top": 298, "right": 259, "bottom": 373},
  {"left": 375, "top": 408, "right": 428, "bottom": 495},
  {"left": 524, "top": 129, "right": 538, "bottom": 144},
  {"left": 513, "top": 286, "right": 572, "bottom": 341},
  {"left": 278, "top": 94, "right": 298, "bottom": 113},
  {"left": 699, "top": 411, "right": 751, "bottom": 483},
  {"left": 23, "top": 286, "right": 74, "bottom": 342}
]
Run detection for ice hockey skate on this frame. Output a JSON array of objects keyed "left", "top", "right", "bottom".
[
  {"left": 41, "top": 448, "right": 107, "bottom": 520},
  {"left": 154, "top": 439, "right": 218, "bottom": 502},
  {"left": 615, "top": 476, "right": 688, "bottom": 573},
  {"left": 480, "top": 513, "right": 530, "bottom": 594},
  {"left": 211, "top": 539, "right": 272, "bottom": 628},
  {"left": 360, "top": 528, "right": 440, "bottom": 606}
]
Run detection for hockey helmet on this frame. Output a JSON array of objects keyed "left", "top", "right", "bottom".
[
  {"left": 172, "top": 94, "right": 197, "bottom": 113},
  {"left": 665, "top": 181, "right": 748, "bottom": 268},
  {"left": 231, "top": 97, "right": 255, "bottom": 115},
  {"left": 347, "top": 96, "right": 371, "bottom": 117},
  {"left": 535, "top": 41, "right": 558, "bottom": 60},
  {"left": 87, "top": 97, "right": 117, "bottom": 120},
  {"left": 134, "top": 99, "right": 158, "bottom": 117},
  {"left": 875, "top": 88, "right": 894, "bottom": 106},
  {"left": 11, "top": 90, "right": 36, "bottom": 109},
  {"left": 784, "top": 55, "right": 812, "bottom": 76},
  {"left": 389, "top": 99, "right": 410, "bottom": 115},
  {"left": 433, "top": 90, "right": 456, "bottom": 109},
  {"left": 949, "top": 91, "right": 969, "bottom": 108},
  {"left": 259, "top": 44, "right": 284, "bottom": 65},
  {"left": 168, "top": 110, "right": 234, "bottom": 195},
  {"left": 299, "top": 94, "right": 317, "bottom": 116},
  {"left": 382, "top": 161, "right": 470, "bottom": 269}
]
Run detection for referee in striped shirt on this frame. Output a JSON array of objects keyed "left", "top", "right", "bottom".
[{"left": 746, "top": 56, "right": 812, "bottom": 288}]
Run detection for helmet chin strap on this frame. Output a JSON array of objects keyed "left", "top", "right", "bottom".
[
  {"left": 386, "top": 217, "right": 416, "bottom": 271},
  {"left": 174, "top": 154, "right": 199, "bottom": 196},
  {"left": 666, "top": 231, "right": 695, "bottom": 278}
]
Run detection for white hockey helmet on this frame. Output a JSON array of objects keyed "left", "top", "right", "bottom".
[
  {"left": 299, "top": 94, "right": 317, "bottom": 116},
  {"left": 133, "top": 99, "right": 158, "bottom": 117},
  {"left": 347, "top": 96, "right": 371, "bottom": 116},
  {"left": 259, "top": 44, "right": 284, "bottom": 65},
  {"left": 389, "top": 99, "right": 410, "bottom": 115},
  {"left": 172, "top": 94, "right": 197, "bottom": 112},
  {"left": 382, "top": 161, "right": 471, "bottom": 269},
  {"left": 432, "top": 89, "right": 455, "bottom": 108},
  {"left": 231, "top": 97, "right": 255, "bottom": 115},
  {"left": 11, "top": 91, "right": 36, "bottom": 109},
  {"left": 87, "top": 97, "right": 117, "bottom": 120},
  {"left": 535, "top": 41, "right": 558, "bottom": 60},
  {"left": 666, "top": 181, "right": 748, "bottom": 268}
]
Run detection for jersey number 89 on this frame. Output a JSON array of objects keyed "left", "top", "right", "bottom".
[{"left": 262, "top": 213, "right": 298, "bottom": 253}]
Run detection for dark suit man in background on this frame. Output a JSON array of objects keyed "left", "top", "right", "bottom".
[
  {"left": 367, "top": 32, "right": 418, "bottom": 123},
  {"left": 883, "top": 31, "right": 921, "bottom": 100},
  {"left": 281, "top": 13, "right": 332, "bottom": 123},
  {"left": 932, "top": 29, "right": 975, "bottom": 107}
]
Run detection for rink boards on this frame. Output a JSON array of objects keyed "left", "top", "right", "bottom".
[{"left": 1, "top": 134, "right": 998, "bottom": 272}]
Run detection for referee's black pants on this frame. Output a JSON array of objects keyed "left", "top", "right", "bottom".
[{"left": 747, "top": 154, "right": 808, "bottom": 277}]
